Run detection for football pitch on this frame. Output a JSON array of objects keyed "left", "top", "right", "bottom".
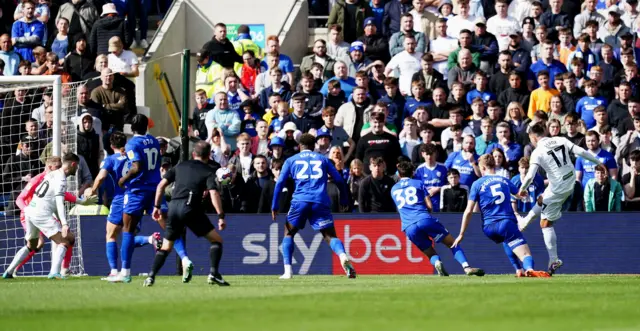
[{"left": 1, "top": 275, "right": 639, "bottom": 331}]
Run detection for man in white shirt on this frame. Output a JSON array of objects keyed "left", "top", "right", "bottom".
[
  {"left": 430, "top": 18, "right": 458, "bottom": 78},
  {"left": 385, "top": 35, "right": 423, "bottom": 96},
  {"left": 574, "top": 0, "right": 607, "bottom": 38},
  {"left": 508, "top": 0, "right": 534, "bottom": 23},
  {"left": 107, "top": 36, "right": 139, "bottom": 78},
  {"left": 486, "top": 0, "right": 521, "bottom": 51},
  {"left": 447, "top": 0, "right": 476, "bottom": 38},
  {"left": 327, "top": 24, "right": 350, "bottom": 63}
]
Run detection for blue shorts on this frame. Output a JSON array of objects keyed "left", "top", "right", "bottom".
[
  {"left": 123, "top": 190, "right": 167, "bottom": 217},
  {"left": 404, "top": 217, "right": 449, "bottom": 251},
  {"left": 287, "top": 201, "right": 334, "bottom": 231},
  {"left": 107, "top": 195, "right": 143, "bottom": 231},
  {"left": 483, "top": 219, "right": 527, "bottom": 249}
]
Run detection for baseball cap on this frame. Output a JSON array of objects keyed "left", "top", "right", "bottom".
[
  {"left": 269, "top": 137, "right": 285, "bottom": 149},
  {"left": 474, "top": 17, "right": 486, "bottom": 26},
  {"left": 283, "top": 122, "right": 297, "bottom": 132},
  {"left": 349, "top": 41, "right": 364, "bottom": 53},
  {"left": 363, "top": 17, "right": 376, "bottom": 28},
  {"left": 158, "top": 137, "right": 168, "bottom": 147},
  {"left": 608, "top": 5, "right": 621, "bottom": 16},
  {"left": 620, "top": 32, "right": 634, "bottom": 39},
  {"left": 316, "top": 128, "right": 332, "bottom": 141},
  {"left": 108, "top": 36, "right": 123, "bottom": 52}
]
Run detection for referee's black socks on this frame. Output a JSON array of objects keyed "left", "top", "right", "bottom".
[
  {"left": 149, "top": 250, "right": 170, "bottom": 278},
  {"left": 209, "top": 242, "right": 223, "bottom": 276}
]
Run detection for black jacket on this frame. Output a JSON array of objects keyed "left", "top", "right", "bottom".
[
  {"left": 244, "top": 173, "right": 273, "bottom": 213},
  {"left": 301, "top": 89, "right": 325, "bottom": 124},
  {"left": 561, "top": 89, "right": 586, "bottom": 113},
  {"left": 383, "top": 0, "right": 413, "bottom": 37},
  {"left": 2, "top": 153, "right": 40, "bottom": 193},
  {"left": 358, "top": 175, "right": 397, "bottom": 212},
  {"left": 258, "top": 178, "right": 294, "bottom": 213},
  {"left": 89, "top": 15, "right": 130, "bottom": 55},
  {"left": 539, "top": 10, "right": 571, "bottom": 43},
  {"left": 498, "top": 87, "right": 530, "bottom": 110},
  {"left": 192, "top": 103, "right": 215, "bottom": 140},
  {"left": 355, "top": 132, "right": 402, "bottom": 175},
  {"left": 64, "top": 50, "right": 95, "bottom": 82},
  {"left": 203, "top": 37, "right": 243, "bottom": 68},
  {"left": 282, "top": 113, "right": 318, "bottom": 133},
  {"left": 608, "top": 100, "right": 631, "bottom": 136},
  {"left": 357, "top": 33, "right": 390, "bottom": 63},
  {"left": 77, "top": 129, "right": 100, "bottom": 178}
]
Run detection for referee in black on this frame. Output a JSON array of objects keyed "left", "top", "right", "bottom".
[{"left": 143, "top": 141, "right": 229, "bottom": 287}]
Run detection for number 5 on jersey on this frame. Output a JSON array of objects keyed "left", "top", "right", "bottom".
[{"left": 490, "top": 184, "right": 505, "bottom": 204}]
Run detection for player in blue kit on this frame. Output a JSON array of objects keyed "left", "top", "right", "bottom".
[
  {"left": 113, "top": 115, "right": 191, "bottom": 283},
  {"left": 86, "top": 132, "right": 162, "bottom": 280},
  {"left": 272, "top": 133, "right": 356, "bottom": 279},
  {"left": 453, "top": 155, "right": 550, "bottom": 278},
  {"left": 394, "top": 162, "right": 484, "bottom": 276}
]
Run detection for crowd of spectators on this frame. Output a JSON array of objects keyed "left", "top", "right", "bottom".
[{"left": 194, "top": 0, "right": 640, "bottom": 214}]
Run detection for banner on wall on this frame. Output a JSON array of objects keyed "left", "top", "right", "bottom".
[{"left": 226, "top": 24, "right": 266, "bottom": 49}]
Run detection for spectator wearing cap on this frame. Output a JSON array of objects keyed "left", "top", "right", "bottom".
[
  {"left": 389, "top": 13, "right": 426, "bottom": 57},
  {"left": 471, "top": 17, "right": 500, "bottom": 72},
  {"left": 358, "top": 17, "right": 390, "bottom": 63},
  {"left": 346, "top": 41, "right": 372, "bottom": 77},
  {"left": 206, "top": 91, "right": 241, "bottom": 151},
  {"left": 195, "top": 49, "right": 223, "bottom": 99},
  {"left": 279, "top": 121, "right": 302, "bottom": 159},
  {"left": 486, "top": 0, "right": 521, "bottom": 52},
  {"left": 232, "top": 25, "right": 263, "bottom": 60},
  {"left": 328, "top": 0, "right": 373, "bottom": 43},
  {"left": 447, "top": 29, "right": 481, "bottom": 70},
  {"left": 299, "top": 39, "right": 336, "bottom": 81},
  {"left": 89, "top": 3, "right": 130, "bottom": 55},
  {"left": 56, "top": 0, "right": 99, "bottom": 37},
  {"left": 598, "top": 7, "right": 630, "bottom": 48},
  {"left": 508, "top": 0, "right": 534, "bottom": 22},
  {"left": 315, "top": 127, "right": 333, "bottom": 156},
  {"left": 63, "top": 33, "right": 94, "bottom": 81},
  {"left": 11, "top": 0, "right": 45, "bottom": 63},
  {"left": 446, "top": 0, "right": 477, "bottom": 39},
  {"left": 385, "top": 35, "right": 422, "bottom": 96},
  {"left": 410, "top": 0, "right": 438, "bottom": 41},
  {"left": 519, "top": 18, "right": 536, "bottom": 52},
  {"left": 539, "top": 0, "right": 571, "bottom": 43},
  {"left": 107, "top": 36, "right": 138, "bottom": 77},
  {"left": 327, "top": 24, "right": 350, "bottom": 63},
  {"left": 260, "top": 35, "right": 295, "bottom": 85},
  {"left": 574, "top": 0, "right": 606, "bottom": 38},
  {"left": 282, "top": 93, "right": 318, "bottom": 133},
  {"left": 622, "top": 0, "right": 639, "bottom": 31},
  {"left": 438, "top": 0, "right": 454, "bottom": 19},
  {"left": 90, "top": 68, "right": 128, "bottom": 132},
  {"left": 383, "top": 0, "right": 413, "bottom": 38},
  {"left": 0, "top": 33, "right": 21, "bottom": 75},
  {"left": 614, "top": 32, "right": 640, "bottom": 65},
  {"left": 77, "top": 113, "right": 102, "bottom": 178},
  {"left": 267, "top": 136, "right": 285, "bottom": 163},
  {"left": 203, "top": 22, "right": 243, "bottom": 69},
  {"left": 320, "top": 61, "right": 358, "bottom": 99}
]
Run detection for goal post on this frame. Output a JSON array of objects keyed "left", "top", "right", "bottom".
[{"left": 0, "top": 75, "right": 86, "bottom": 276}]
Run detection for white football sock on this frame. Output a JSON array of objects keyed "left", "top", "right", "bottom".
[
  {"left": 121, "top": 268, "right": 131, "bottom": 277},
  {"left": 339, "top": 253, "right": 348, "bottom": 263},
  {"left": 50, "top": 245, "right": 67, "bottom": 275},
  {"left": 521, "top": 203, "right": 542, "bottom": 230},
  {"left": 181, "top": 257, "right": 192, "bottom": 265},
  {"left": 110, "top": 268, "right": 118, "bottom": 275},
  {"left": 6, "top": 246, "right": 30, "bottom": 274},
  {"left": 283, "top": 264, "right": 292, "bottom": 275},
  {"left": 542, "top": 227, "right": 558, "bottom": 265}
]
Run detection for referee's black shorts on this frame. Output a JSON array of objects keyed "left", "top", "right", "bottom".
[{"left": 165, "top": 200, "right": 214, "bottom": 241}]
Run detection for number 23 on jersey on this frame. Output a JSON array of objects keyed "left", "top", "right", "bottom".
[{"left": 294, "top": 160, "right": 323, "bottom": 179}]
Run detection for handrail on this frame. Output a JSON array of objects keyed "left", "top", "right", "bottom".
[{"left": 276, "top": 0, "right": 301, "bottom": 38}]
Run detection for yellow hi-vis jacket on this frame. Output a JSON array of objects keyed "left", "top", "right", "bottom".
[
  {"left": 233, "top": 39, "right": 264, "bottom": 59},
  {"left": 195, "top": 61, "right": 224, "bottom": 98}
]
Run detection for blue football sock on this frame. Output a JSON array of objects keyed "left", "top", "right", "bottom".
[
  {"left": 121, "top": 232, "right": 135, "bottom": 269},
  {"left": 522, "top": 256, "right": 534, "bottom": 271},
  {"left": 106, "top": 241, "right": 118, "bottom": 270},
  {"left": 282, "top": 236, "right": 294, "bottom": 265},
  {"left": 329, "top": 238, "right": 346, "bottom": 256},
  {"left": 174, "top": 237, "right": 188, "bottom": 260},
  {"left": 429, "top": 255, "right": 441, "bottom": 266},
  {"left": 134, "top": 236, "right": 149, "bottom": 247},
  {"left": 450, "top": 246, "right": 470, "bottom": 268},
  {"left": 503, "top": 243, "right": 523, "bottom": 271}
]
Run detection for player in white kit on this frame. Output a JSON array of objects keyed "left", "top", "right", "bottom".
[
  {"left": 15, "top": 154, "right": 80, "bottom": 279},
  {"left": 517, "top": 124, "right": 603, "bottom": 275}
]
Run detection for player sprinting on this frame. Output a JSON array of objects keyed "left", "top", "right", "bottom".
[
  {"left": 3, "top": 156, "right": 96, "bottom": 278},
  {"left": 112, "top": 114, "right": 192, "bottom": 283},
  {"left": 453, "top": 154, "right": 550, "bottom": 278},
  {"left": 85, "top": 131, "right": 162, "bottom": 280},
  {"left": 393, "top": 161, "right": 484, "bottom": 276},
  {"left": 4, "top": 154, "right": 82, "bottom": 279},
  {"left": 517, "top": 123, "right": 603, "bottom": 275},
  {"left": 271, "top": 133, "right": 356, "bottom": 279}
]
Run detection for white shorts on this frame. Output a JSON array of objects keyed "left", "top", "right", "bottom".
[
  {"left": 540, "top": 186, "right": 573, "bottom": 222},
  {"left": 24, "top": 216, "right": 61, "bottom": 240}
]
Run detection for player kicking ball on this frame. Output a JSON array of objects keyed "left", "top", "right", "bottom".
[
  {"left": 516, "top": 123, "right": 603, "bottom": 275},
  {"left": 453, "top": 154, "right": 549, "bottom": 277},
  {"left": 85, "top": 132, "right": 162, "bottom": 280},
  {"left": 143, "top": 141, "right": 229, "bottom": 287},
  {"left": 3, "top": 156, "right": 97, "bottom": 278},
  {"left": 392, "top": 161, "right": 484, "bottom": 276},
  {"left": 271, "top": 133, "right": 355, "bottom": 279}
]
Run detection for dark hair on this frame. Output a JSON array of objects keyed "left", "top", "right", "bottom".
[
  {"left": 585, "top": 130, "right": 600, "bottom": 140},
  {"left": 397, "top": 161, "right": 415, "bottom": 178},
  {"left": 62, "top": 152, "right": 80, "bottom": 164},
  {"left": 300, "top": 71, "right": 314, "bottom": 81},
  {"left": 271, "top": 158, "right": 284, "bottom": 170},
  {"left": 594, "top": 164, "right": 608, "bottom": 174},
  {"left": 419, "top": 123, "right": 435, "bottom": 133},
  {"left": 585, "top": 20, "right": 599, "bottom": 28},
  {"left": 193, "top": 141, "right": 212, "bottom": 158},
  {"left": 384, "top": 77, "right": 398, "bottom": 86},
  {"left": 630, "top": 150, "right": 640, "bottom": 162},
  {"left": 371, "top": 111, "right": 386, "bottom": 122},
  {"left": 447, "top": 168, "right": 460, "bottom": 176},
  {"left": 109, "top": 131, "right": 127, "bottom": 149},
  {"left": 536, "top": 70, "right": 550, "bottom": 78},
  {"left": 299, "top": 133, "right": 316, "bottom": 150},
  {"left": 529, "top": 122, "right": 546, "bottom": 136},
  {"left": 370, "top": 156, "right": 386, "bottom": 166},
  {"left": 459, "top": 29, "right": 473, "bottom": 36},
  {"left": 130, "top": 114, "right": 149, "bottom": 134},
  {"left": 397, "top": 155, "right": 411, "bottom": 164},
  {"left": 420, "top": 143, "right": 438, "bottom": 155},
  {"left": 421, "top": 53, "right": 434, "bottom": 62},
  {"left": 329, "top": 24, "right": 343, "bottom": 32}
]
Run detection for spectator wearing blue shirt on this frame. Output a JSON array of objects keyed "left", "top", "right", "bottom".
[
  {"left": 613, "top": 33, "right": 640, "bottom": 66},
  {"left": 403, "top": 80, "right": 432, "bottom": 119},
  {"left": 529, "top": 40, "right": 567, "bottom": 89},
  {"left": 575, "top": 80, "right": 607, "bottom": 129},
  {"left": 511, "top": 156, "right": 545, "bottom": 213},
  {"left": 378, "top": 77, "right": 406, "bottom": 127},
  {"left": 11, "top": 1, "right": 45, "bottom": 63},
  {"left": 224, "top": 75, "right": 250, "bottom": 113},
  {"left": 575, "top": 130, "right": 618, "bottom": 188},
  {"left": 486, "top": 122, "right": 524, "bottom": 174},
  {"left": 261, "top": 35, "right": 295, "bottom": 84},
  {"left": 321, "top": 60, "right": 358, "bottom": 99},
  {"left": 0, "top": 34, "right": 21, "bottom": 75},
  {"left": 444, "top": 135, "right": 481, "bottom": 187},
  {"left": 369, "top": 0, "right": 385, "bottom": 31},
  {"left": 466, "top": 71, "right": 496, "bottom": 105}
]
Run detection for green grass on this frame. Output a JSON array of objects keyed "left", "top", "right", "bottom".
[{"left": 1, "top": 275, "right": 640, "bottom": 331}]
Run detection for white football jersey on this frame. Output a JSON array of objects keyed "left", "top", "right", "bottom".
[
  {"left": 25, "top": 169, "right": 67, "bottom": 220},
  {"left": 529, "top": 137, "right": 581, "bottom": 193}
]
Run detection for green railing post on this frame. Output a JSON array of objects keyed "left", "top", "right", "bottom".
[{"left": 181, "top": 48, "right": 190, "bottom": 162}]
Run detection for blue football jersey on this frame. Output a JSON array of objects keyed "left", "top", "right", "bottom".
[
  {"left": 392, "top": 178, "right": 436, "bottom": 230},
  {"left": 575, "top": 149, "right": 617, "bottom": 188},
  {"left": 100, "top": 153, "right": 129, "bottom": 197},
  {"left": 445, "top": 151, "right": 479, "bottom": 187},
  {"left": 124, "top": 134, "right": 161, "bottom": 192},
  {"left": 511, "top": 173, "right": 545, "bottom": 213},
  {"left": 469, "top": 175, "right": 519, "bottom": 226},
  {"left": 575, "top": 96, "right": 607, "bottom": 129},
  {"left": 413, "top": 163, "right": 447, "bottom": 212},
  {"left": 272, "top": 150, "right": 346, "bottom": 210}
]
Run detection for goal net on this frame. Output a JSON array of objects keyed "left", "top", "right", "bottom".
[{"left": 0, "top": 76, "right": 85, "bottom": 276}]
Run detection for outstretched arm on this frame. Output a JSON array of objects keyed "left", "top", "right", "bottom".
[{"left": 452, "top": 199, "right": 476, "bottom": 247}]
